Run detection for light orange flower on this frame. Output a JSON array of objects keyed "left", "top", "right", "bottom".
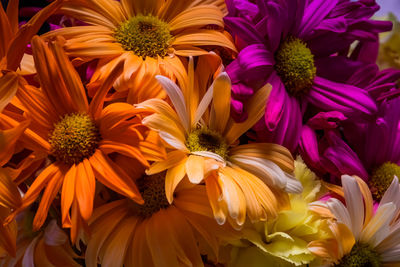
[
  {"left": 84, "top": 158, "right": 238, "bottom": 267},
  {"left": 137, "top": 56, "right": 302, "bottom": 228},
  {"left": 42, "top": 0, "right": 236, "bottom": 103},
  {"left": 5, "top": 36, "right": 165, "bottom": 243},
  {"left": 309, "top": 175, "right": 400, "bottom": 266}
]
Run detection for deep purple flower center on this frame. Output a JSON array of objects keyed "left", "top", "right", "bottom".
[
  {"left": 274, "top": 37, "right": 316, "bottom": 97},
  {"left": 369, "top": 162, "right": 400, "bottom": 200}
]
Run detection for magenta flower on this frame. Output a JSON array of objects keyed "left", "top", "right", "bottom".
[
  {"left": 225, "top": 0, "right": 391, "bottom": 151},
  {"left": 300, "top": 96, "right": 400, "bottom": 200}
]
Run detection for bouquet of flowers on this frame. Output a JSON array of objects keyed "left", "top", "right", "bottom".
[{"left": 0, "top": 0, "right": 399, "bottom": 266}]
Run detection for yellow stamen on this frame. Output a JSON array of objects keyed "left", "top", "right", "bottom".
[
  {"left": 369, "top": 162, "right": 400, "bottom": 200},
  {"left": 114, "top": 14, "right": 173, "bottom": 58},
  {"left": 274, "top": 36, "right": 316, "bottom": 97},
  {"left": 186, "top": 127, "right": 229, "bottom": 159},
  {"left": 49, "top": 113, "right": 100, "bottom": 165}
]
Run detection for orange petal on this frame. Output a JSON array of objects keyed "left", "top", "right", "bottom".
[
  {"left": 168, "top": 5, "right": 224, "bottom": 31},
  {"left": 209, "top": 72, "right": 231, "bottom": 134},
  {"left": 99, "top": 140, "right": 149, "bottom": 167},
  {"left": 0, "top": 168, "right": 21, "bottom": 210},
  {"left": 185, "top": 155, "right": 205, "bottom": 184},
  {"left": 50, "top": 37, "right": 89, "bottom": 112},
  {"left": 225, "top": 83, "right": 271, "bottom": 144},
  {"left": 31, "top": 35, "right": 74, "bottom": 116},
  {"left": 165, "top": 160, "right": 186, "bottom": 203},
  {"left": 33, "top": 171, "right": 63, "bottom": 231},
  {"left": 173, "top": 30, "right": 237, "bottom": 52},
  {"left": 61, "top": 164, "right": 77, "bottom": 228},
  {"left": 0, "top": 3, "right": 12, "bottom": 58},
  {"left": 89, "top": 60, "right": 125, "bottom": 119},
  {"left": 6, "top": 0, "right": 63, "bottom": 71},
  {"left": 0, "top": 72, "right": 18, "bottom": 112},
  {"left": 89, "top": 150, "right": 143, "bottom": 203},
  {"left": 5, "top": 163, "right": 63, "bottom": 225},
  {"left": 75, "top": 159, "right": 96, "bottom": 221}
]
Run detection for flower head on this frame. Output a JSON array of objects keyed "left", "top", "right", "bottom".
[
  {"left": 224, "top": 0, "right": 389, "bottom": 151},
  {"left": 224, "top": 157, "right": 330, "bottom": 266},
  {"left": 137, "top": 55, "right": 302, "bottom": 228},
  {"left": 4, "top": 36, "right": 165, "bottom": 242},
  {"left": 42, "top": 0, "right": 237, "bottom": 104},
  {"left": 84, "top": 160, "right": 238, "bottom": 267},
  {"left": 309, "top": 175, "right": 400, "bottom": 265}
]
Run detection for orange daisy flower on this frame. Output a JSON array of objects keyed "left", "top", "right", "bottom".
[
  {"left": 84, "top": 158, "right": 238, "bottom": 267},
  {"left": 137, "top": 56, "right": 302, "bottom": 228},
  {"left": 42, "top": 0, "right": 236, "bottom": 103},
  {"left": 0, "top": 0, "right": 62, "bottom": 111},
  {"left": 5, "top": 35, "right": 165, "bottom": 242}
]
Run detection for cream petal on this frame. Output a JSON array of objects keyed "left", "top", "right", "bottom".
[
  {"left": 193, "top": 83, "right": 214, "bottom": 126},
  {"left": 342, "top": 175, "right": 364, "bottom": 240},
  {"left": 155, "top": 75, "right": 190, "bottom": 132},
  {"left": 326, "top": 198, "right": 352, "bottom": 231},
  {"left": 230, "top": 155, "right": 288, "bottom": 190},
  {"left": 380, "top": 176, "right": 400, "bottom": 215},
  {"left": 360, "top": 202, "right": 396, "bottom": 247}
]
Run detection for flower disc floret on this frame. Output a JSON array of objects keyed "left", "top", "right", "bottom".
[
  {"left": 114, "top": 14, "right": 173, "bottom": 58},
  {"left": 335, "top": 242, "right": 380, "bottom": 267},
  {"left": 135, "top": 173, "right": 170, "bottom": 218},
  {"left": 274, "top": 36, "right": 316, "bottom": 97},
  {"left": 49, "top": 113, "right": 100, "bottom": 165},
  {"left": 186, "top": 128, "right": 229, "bottom": 160},
  {"left": 369, "top": 162, "right": 400, "bottom": 200}
]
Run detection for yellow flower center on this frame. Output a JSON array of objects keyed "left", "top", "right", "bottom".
[
  {"left": 49, "top": 113, "right": 100, "bottom": 165},
  {"left": 369, "top": 162, "right": 400, "bottom": 200},
  {"left": 135, "top": 172, "right": 170, "bottom": 218},
  {"left": 186, "top": 128, "right": 229, "bottom": 160},
  {"left": 274, "top": 36, "right": 316, "bottom": 97},
  {"left": 114, "top": 14, "right": 173, "bottom": 58},
  {"left": 336, "top": 242, "right": 380, "bottom": 267}
]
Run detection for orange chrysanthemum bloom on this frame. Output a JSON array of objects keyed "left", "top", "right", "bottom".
[
  {"left": 84, "top": 157, "right": 238, "bottom": 267},
  {"left": 0, "top": 168, "right": 21, "bottom": 258},
  {"left": 5, "top": 36, "right": 165, "bottom": 242},
  {"left": 137, "top": 56, "right": 302, "bottom": 228},
  {"left": 42, "top": 0, "right": 237, "bottom": 103}
]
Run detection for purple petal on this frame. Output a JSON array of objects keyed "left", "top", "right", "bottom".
[
  {"left": 264, "top": 72, "right": 291, "bottom": 131},
  {"left": 323, "top": 131, "right": 368, "bottom": 180},
  {"left": 313, "top": 17, "right": 347, "bottom": 33},
  {"left": 307, "top": 76, "right": 377, "bottom": 117},
  {"left": 307, "top": 111, "right": 347, "bottom": 130},
  {"left": 256, "top": 93, "right": 302, "bottom": 152},
  {"left": 299, "top": 125, "right": 323, "bottom": 172},
  {"left": 237, "top": 44, "right": 274, "bottom": 83},
  {"left": 224, "top": 17, "right": 265, "bottom": 45},
  {"left": 315, "top": 56, "right": 366, "bottom": 84},
  {"left": 265, "top": 2, "right": 286, "bottom": 51},
  {"left": 297, "top": 0, "right": 339, "bottom": 38}
]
